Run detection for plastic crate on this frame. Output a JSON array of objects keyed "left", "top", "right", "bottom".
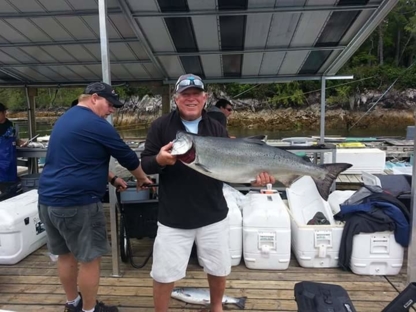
[{"left": 20, "top": 173, "right": 41, "bottom": 192}]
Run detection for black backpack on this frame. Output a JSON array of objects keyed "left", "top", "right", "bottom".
[{"left": 294, "top": 281, "right": 357, "bottom": 312}]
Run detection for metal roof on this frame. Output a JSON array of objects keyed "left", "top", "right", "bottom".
[{"left": 0, "top": 0, "right": 399, "bottom": 86}]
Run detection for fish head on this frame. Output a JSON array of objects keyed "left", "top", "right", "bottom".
[
  {"left": 171, "top": 131, "right": 194, "bottom": 156},
  {"left": 171, "top": 287, "right": 186, "bottom": 299}
]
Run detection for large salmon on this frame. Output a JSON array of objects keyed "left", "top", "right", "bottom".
[{"left": 171, "top": 131, "right": 351, "bottom": 200}]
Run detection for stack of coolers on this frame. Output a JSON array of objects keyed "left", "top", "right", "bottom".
[
  {"left": 286, "top": 176, "right": 405, "bottom": 275},
  {"left": 242, "top": 186, "right": 291, "bottom": 270},
  {"left": 0, "top": 190, "right": 47, "bottom": 265}
]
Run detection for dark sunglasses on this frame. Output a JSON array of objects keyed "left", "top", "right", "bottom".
[
  {"left": 176, "top": 78, "right": 204, "bottom": 91},
  {"left": 226, "top": 108, "right": 232, "bottom": 112}
]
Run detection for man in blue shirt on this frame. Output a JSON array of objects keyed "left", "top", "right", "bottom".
[{"left": 38, "top": 82, "right": 152, "bottom": 312}]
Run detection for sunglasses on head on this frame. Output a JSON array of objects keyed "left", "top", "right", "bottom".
[{"left": 176, "top": 78, "right": 204, "bottom": 91}]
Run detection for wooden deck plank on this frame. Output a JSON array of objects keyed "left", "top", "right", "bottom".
[{"left": 0, "top": 243, "right": 405, "bottom": 312}]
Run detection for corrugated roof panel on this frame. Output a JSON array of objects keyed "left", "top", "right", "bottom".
[
  {"left": 19, "top": 47, "right": 57, "bottom": 63},
  {"left": 200, "top": 55, "right": 222, "bottom": 77},
  {"left": 30, "top": 17, "right": 74, "bottom": 41},
  {"left": 40, "top": 46, "right": 78, "bottom": 62},
  {"left": 259, "top": 52, "right": 286, "bottom": 75},
  {"left": 187, "top": 0, "right": 216, "bottom": 10},
  {"left": 245, "top": 14, "right": 272, "bottom": 48},
  {"left": 248, "top": 0, "right": 275, "bottom": 8},
  {"left": 0, "top": 20, "right": 31, "bottom": 42},
  {"left": 127, "top": 42, "right": 150, "bottom": 60},
  {"left": 11, "top": 67, "right": 52, "bottom": 81},
  {"left": 55, "top": 17, "right": 98, "bottom": 40},
  {"left": 84, "top": 64, "right": 102, "bottom": 78},
  {"left": 123, "top": 63, "right": 150, "bottom": 79},
  {"left": 36, "top": 0, "right": 72, "bottom": 11},
  {"left": 109, "top": 64, "right": 134, "bottom": 80},
  {"left": 29, "top": 66, "right": 70, "bottom": 81},
  {"left": 126, "top": 0, "right": 159, "bottom": 11},
  {"left": 63, "top": 45, "right": 98, "bottom": 62},
  {"left": 0, "top": 48, "right": 37, "bottom": 63},
  {"left": 5, "top": 19, "right": 51, "bottom": 42},
  {"left": 8, "top": 0, "right": 44, "bottom": 12},
  {"left": 317, "top": 50, "right": 342, "bottom": 74},
  {"left": 0, "top": 50, "right": 22, "bottom": 64},
  {"left": 83, "top": 16, "right": 121, "bottom": 39},
  {"left": 65, "top": 0, "right": 98, "bottom": 10},
  {"left": 192, "top": 16, "right": 220, "bottom": 50},
  {"left": 109, "top": 43, "right": 138, "bottom": 61},
  {"left": 0, "top": 0, "right": 18, "bottom": 13},
  {"left": 47, "top": 66, "right": 85, "bottom": 80},
  {"left": 67, "top": 65, "right": 100, "bottom": 79},
  {"left": 83, "top": 44, "right": 101, "bottom": 60},
  {"left": 104, "top": 0, "right": 120, "bottom": 9},
  {"left": 242, "top": 53, "right": 263, "bottom": 76},
  {"left": 279, "top": 51, "right": 309, "bottom": 75},
  {"left": 158, "top": 56, "right": 184, "bottom": 78},
  {"left": 109, "top": 14, "right": 137, "bottom": 38},
  {"left": 142, "top": 63, "right": 163, "bottom": 79},
  {"left": 136, "top": 17, "right": 176, "bottom": 52},
  {"left": 278, "top": 0, "right": 308, "bottom": 5},
  {"left": 267, "top": 13, "right": 302, "bottom": 46}
]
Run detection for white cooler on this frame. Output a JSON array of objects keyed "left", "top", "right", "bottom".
[
  {"left": 0, "top": 190, "right": 47, "bottom": 264},
  {"left": 287, "top": 177, "right": 404, "bottom": 274},
  {"left": 324, "top": 148, "right": 386, "bottom": 174},
  {"left": 243, "top": 190, "right": 291, "bottom": 270},
  {"left": 286, "top": 177, "right": 344, "bottom": 268}
]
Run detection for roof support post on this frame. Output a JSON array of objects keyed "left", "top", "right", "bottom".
[
  {"left": 408, "top": 133, "right": 416, "bottom": 285},
  {"left": 98, "top": 0, "right": 121, "bottom": 278},
  {"left": 320, "top": 77, "right": 326, "bottom": 145},
  {"left": 25, "top": 87, "right": 38, "bottom": 174},
  {"left": 161, "top": 85, "right": 171, "bottom": 115}
]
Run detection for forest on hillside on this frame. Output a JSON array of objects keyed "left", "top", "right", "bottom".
[{"left": 3, "top": 0, "right": 416, "bottom": 112}]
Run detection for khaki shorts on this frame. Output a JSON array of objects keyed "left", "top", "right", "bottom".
[
  {"left": 151, "top": 218, "right": 231, "bottom": 283},
  {"left": 38, "top": 202, "right": 110, "bottom": 262}
]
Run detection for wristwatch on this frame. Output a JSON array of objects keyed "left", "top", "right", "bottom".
[{"left": 110, "top": 175, "right": 118, "bottom": 186}]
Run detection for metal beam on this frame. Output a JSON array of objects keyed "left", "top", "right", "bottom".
[
  {"left": 0, "top": 38, "right": 139, "bottom": 48},
  {"left": 164, "top": 75, "right": 354, "bottom": 84},
  {"left": 0, "top": 4, "right": 379, "bottom": 19},
  {"left": 0, "top": 8, "right": 123, "bottom": 18},
  {"left": 154, "top": 45, "right": 346, "bottom": 57},
  {"left": 132, "top": 4, "right": 379, "bottom": 18},
  {"left": 324, "top": 0, "right": 400, "bottom": 75},
  {"left": 116, "top": 0, "right": 168, "bottom": 79},
  {"left": 0, "top": 60, "right": 152, "bottom": 68}
]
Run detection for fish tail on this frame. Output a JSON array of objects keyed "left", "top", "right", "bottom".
[
  {"left": 312, "top": 163, "right": 352, "bottom": 200},
  {"left": 235, "top": 296, "right": 247, "bottom": 309}
]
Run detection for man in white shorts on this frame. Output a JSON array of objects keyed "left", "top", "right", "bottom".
[{"left": 141, "top": 74, "right": 275, "bottom": 312}]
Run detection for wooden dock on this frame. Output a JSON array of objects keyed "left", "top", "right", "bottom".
[{"left": 0, "top": 204, "right": 410, "bottom": 312}]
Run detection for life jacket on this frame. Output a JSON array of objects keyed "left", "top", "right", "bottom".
[{"left": 0, "top": 119, "right": 18, "bottom": 182}]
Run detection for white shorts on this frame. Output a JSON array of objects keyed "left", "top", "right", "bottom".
[{"left": 150, "top": 218, "right": 231, "bottom": 283}]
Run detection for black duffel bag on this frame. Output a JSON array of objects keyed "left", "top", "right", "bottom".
[{"left": 294, "top": 281, "right": 356, "bottom": 312}]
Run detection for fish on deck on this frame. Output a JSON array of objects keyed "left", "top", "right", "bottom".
[{"left": 171, "top": 287, "right": 247, "bottom": 309}]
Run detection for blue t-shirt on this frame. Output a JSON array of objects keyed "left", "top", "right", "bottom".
[
  {"left": 38, "top": 106, "right": 140, "bottom": 206},
  {"left": 181, "top": 117, "right": 201, "bottom": 134}
]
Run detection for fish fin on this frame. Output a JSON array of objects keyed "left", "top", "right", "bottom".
[
  {"left": 241, "top": 138, "right": 267, "bottom": 145},
  {"left": 195, "top": 162, "right": 212, "bottom": 173},
  {"left": 235, "top": 297, "right": 247, "bottom": 309},
  {"left": 244, "top": 134, "right": 267, "bottom": 141},
  {"left": 312, "top": 163, "right": 353, "bottom": 200}
]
